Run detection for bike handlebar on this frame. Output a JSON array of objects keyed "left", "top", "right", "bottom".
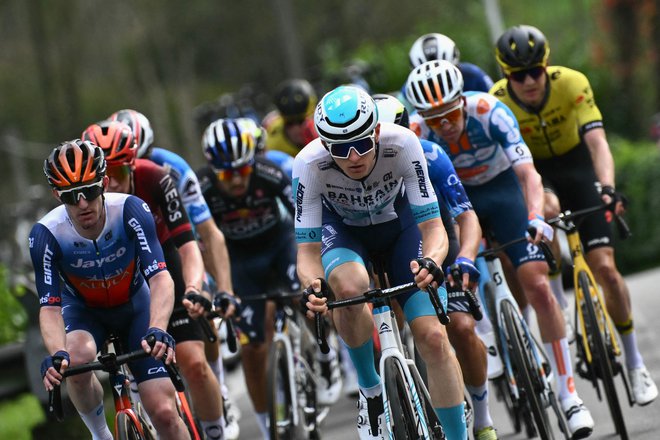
[
  {"left": 313, "top": 282, "right": 449, "bottom": 354},
  {"left": 477, "top": 227, "right": 558, "bottom": 272},
  {"left": 546, "top": 201, "right": 631, "bottom": 240}
]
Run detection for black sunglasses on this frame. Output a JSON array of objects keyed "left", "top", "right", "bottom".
[
  {"left": 57, "top": 181, "right": 104, "bottom": 205},
  {"left": 508, "top": 66, "right": 545, "bottom": 83}
]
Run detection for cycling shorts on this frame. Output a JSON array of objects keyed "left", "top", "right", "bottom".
[
  {"left": 61, "top": 286, "right": 169, "bottom": 384},
  {"left": 320, "top": 209, "right": 447, "bottom": 322},
  {"left": 228, "top": 223, "right": 300, "bottom": 344},
  {"left": 535, "top": 145, "right": 613, "bottom": 252},
  {"left": 465, "top": 168, "right": 546, "bottom": 267}
]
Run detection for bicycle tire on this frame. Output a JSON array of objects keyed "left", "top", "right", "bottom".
[
  {"left": 502, "top": 300, "right": 554, "bottom": 440},
  {"left": 300, "top": 329, "right": 321, "bottom": 437},
  {"left": 267, "top": 339, "right": 295, "bottom": 439},
  {"left": 383, "top": 356, "right": 425, "bottom": 439},
  {"left": 578, "top": 271, "right": 628, "bottom": 440},
  {"left": 410, "top": 365, "right": 445, "bottom": 439},
  {"left": 116, "top": 411, "right": 145, "bottom": 440}
]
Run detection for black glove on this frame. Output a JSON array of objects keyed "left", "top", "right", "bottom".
[
  {"left": 600, "top": 185, "right": 628, "bottom": 208},
  {"left": 301, "top": 278, "right": 332, "bottom": 315},
  {"left": 213, "top": 291, "right": 242, "bottom": 314},
  {"left": 41, "top": 350, "right": 70, "bottom": 378},
  {"left": 142, "top": 327, "right": 176, "bottom": 351},
  {"left": 184, "top": 291, "right": 213, "bottom": 312},
  {"left": 414, "top": 257, "right": 445, "bottom": 285}
]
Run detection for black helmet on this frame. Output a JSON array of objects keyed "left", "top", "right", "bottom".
[
  {"left": 273, "top": 79, "right": 317, "bottom": 122},
  {"left": 495, "top": 25, "right": 550, "bottom": 74}
]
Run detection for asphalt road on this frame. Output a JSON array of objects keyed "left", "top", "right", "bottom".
[{"left": 227, "top": 268, "right": 660, "bottom": 439}]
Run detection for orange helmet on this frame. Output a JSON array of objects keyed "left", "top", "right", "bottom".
[
  {"left": 82, "top": 120, "right": 137, "bottom": 167},
  {"left": 44, "top": 139, "right": 106, "bottom": 189}
]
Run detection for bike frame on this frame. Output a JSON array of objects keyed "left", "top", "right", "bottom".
[{"left": 108, "top": 360, "right": 150, "bottom": 438}]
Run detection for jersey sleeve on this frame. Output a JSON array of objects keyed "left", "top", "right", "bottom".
[
  {"left": 123, "top": 195, "right": 169, "bottom": 280},
  {"left": 422, "top": 140, "right": 473, "bottom": 218},
  {"left": 29, "top": 223, "right": 64, "bottom": 308},
  {"left": 398, "top": 131, "right": 441, "bottom": 223},
  {"left": 565, "top": 70, "right": 604, "bottom": 133},
  {"left": 292, "top": 155, "right": 323, "bottom": 243},
  {"left": 488, "top": 100, "right": 534, "bottom": 167},
  {"left": 155, "top": 169, "right": 196, "bottom": 248}
]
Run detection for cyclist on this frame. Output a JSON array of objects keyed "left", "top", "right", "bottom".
[
  {"left": 490, "top": 24, "right": 658, "bottom": 406},
  {"left": 108, "top": 109, "right": 240, "bottom": 438},
  {"left": 32, "top": 140, "right": 189, "bottom": 440},
  {"left": 405, "top": 61, "right": 595, "bottom": 438},
  {"left": 239, "top": 116, "right": 295, "bottom": 177},
  {"left": 374, "top": 93, "right": 498, "bottom": 440},
  {"left": 196, "top": 118, "right": 342, "bottom": 439},
  {"left": 296, "top": 85, "right": 467, "bottom": 440},
  {"left": 261, "top": 78, "right": 319, "bottom": 156},
  {"left": 400, "top": 33, "right": 494, "bottom": 117},
  {"left": 82, "top": 120, "right": 227, "bottom": 440}
]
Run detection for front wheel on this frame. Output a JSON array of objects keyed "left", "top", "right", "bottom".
[
  {"left": 384, "top": 357, "right": 427, "bottom": 439},
  {"left": 579, "top": 271, "right": 627, "bottom": 440},
  {"left": 115, "top": 411, "right": 145, "bottom": 440},
  {"left": 267, "top": 339, "right": 295, "bottom": 439}
]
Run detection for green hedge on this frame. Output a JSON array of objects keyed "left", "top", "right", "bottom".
[
  {"left": 611, "top": 139, "right": 660, "bottom": 274},
  {"left": 0, "top": 266, "right": 27, "bottom": 344}
]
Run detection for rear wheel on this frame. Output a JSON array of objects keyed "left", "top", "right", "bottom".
[
  {"left": 267, "top": 339, "right": 295, "bottom": 439},
  {"left": 383, "top": 357, "right": 425, "bottom": 439},
  {"left": 579, "top": 271, "right": 627, "bottom": 440},
  {"left": 502, "top": 300, "right": 554, "bottom": 440}
]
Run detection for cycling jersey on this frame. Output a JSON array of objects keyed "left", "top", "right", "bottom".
[
  {"left": 264, "top": 149, "right": 294, "bottom": 178},
  {"left": 148, "top": 147, "right": 212, "bottom": 226},
  {"left": 132, "top": 159, "right": 195, "bottom": 248},
  {"left": 29, "top": 193, "right": 167, "bottom": 308},
  {"left": 294, "top": 122, "right": 440, "bottom": 242},
  {"left": 489, "top": 66, "right": 603, "bottom": 159},
  {"left": 261, "top": 110, "right": 318, "bottom": 157},
  {"left": 197, "top": 155, "right": 295, "bottom": 248},
  {"left": 411, "top": 92, "right": 534, "bottom": 186}
]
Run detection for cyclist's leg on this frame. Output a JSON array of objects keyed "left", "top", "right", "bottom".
[
  {"left": 61, "top": 299, "right": 113, "bottom": 440},
  {"left": 138, "top": 378, "right": 191, "bottom": 440}
]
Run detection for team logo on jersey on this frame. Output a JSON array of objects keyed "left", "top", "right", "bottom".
[
  {"left": 43, "top": 245, "right": 54, "bottom": 285},
  {"left": 383, "top": 147, "right": 397, "bottom": 158},
  {"left": 477, "top": 98, "right": 490, "bottom": 114},
  {"left": 295, "top": 182, "right": 305, "bottom": 222},
  {"left": 128, "top": 218, "right": 152, "bottom": 252},
  {"left": 412, "top": 161, "right": 430, "bottom": 198},
  {"left": 104, "top": 231, "right": 113, "bottom": 241},
  {"left": 71, "top": 247, "right": 127, "bottom": 268},
  {"left": 39, "top": 293, "right": 61, "bottom": 305},
  {"left": 142, "top": 202, "right": 151, "bottom": 213},
  {"left": 28, "top": 237, "right": 34, "bottom": 248}
]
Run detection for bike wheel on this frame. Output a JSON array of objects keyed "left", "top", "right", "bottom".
[
  {"left": 501, "top": 301, "right": 554, "bottom": 440},
  {"left": 383, "top": 357, "right": 425, "bottom": 439},
  {"left": 116, "top": 411, "right": 145, "bottom": 440},
  {"left": 579, "top": 271, "right": 628, "bottom": 440},
  {"left": 267, "top": 339, "right": 295, "bottom": 439},
  {"left": 300, "top": 330, "right": 321, "bottom": 438},
  {"left": 410, "top": 364, "right": 445, "bottom": 439}
]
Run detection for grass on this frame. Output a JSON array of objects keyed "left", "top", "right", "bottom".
[{"left": 0, "top": 393, "right": 45, "bottom": 439}]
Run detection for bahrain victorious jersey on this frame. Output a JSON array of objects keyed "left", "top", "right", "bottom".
[
  {"left": 29, "top": 193, "right": 167, "bottom": 308},
  {"left": 293, "top": 122, "right": 440, "bottom": 243}
]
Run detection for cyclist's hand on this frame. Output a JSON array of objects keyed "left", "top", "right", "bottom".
[
  {"left": 213, "top": 291, "right": 242, "bottom": 320},
  {"left": 183, "top": 289, "right": 212, "bottom": 319},
  {"left": 411, "top": 257, "right": 444, "bottom": 290},
  {"left": 600, "top": 185, "right": 627, "bottom": 217},
  {"left": 301, "top": 278, "right": 330, "bottom": 320},
  {"left": 142, "top": 327, "right": 176, "bottom": 364},
  {"left": 527, "top": 214, "right": 554, "bottom": 243},
  {"left": 447, "top": 256, "right": 480, "bottom": 290},
  {"left": 40, "top": 350, "right": 69, "bottom": 391}
]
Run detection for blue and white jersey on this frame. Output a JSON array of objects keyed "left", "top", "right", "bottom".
[
  {"left": 421, "top": 139, "right": 472, "bottom": 218},
  {"left": 29, "top": 193, "right": 167, "bottom": 308},
  {"left": 293, "top": 122, "right": 440, "bottom": 243},
  {"left": 413, "top": 92, "right": 533, "bottom": 186},
  {"left": 149, "top": 147, "right": 212, "bottom": 226},
  {"left": 264, "top": 150, "right": 294, "bottom": 179}
]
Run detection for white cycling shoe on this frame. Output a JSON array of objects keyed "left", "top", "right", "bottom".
[
  {"left": 560, "top": 395, "right": 594, "bottom": 440},
  {"left": 357, "top": 390, "right": 386, "bottom": 439},
  {"left": 222, "top": 394, "right": 240, "bottom": 440},
  {"left": 317, "top": 355, "right": 343, "bottom": 406},
  {"left": 628, "top": 366, "right": 658, "bottom": 406}
]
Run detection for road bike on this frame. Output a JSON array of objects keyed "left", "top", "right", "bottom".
[
  {"left": 547, "top": 202, "right": 633, "bottom": 440},
  {"left": 48, "top": 335, "right": 185, "bottom": 440},
  {"left": 314, "top": 254, "right": 449, "bottom": 439},
  {"left": 478, "top": 231, "right": 569, "bottom": 440}
]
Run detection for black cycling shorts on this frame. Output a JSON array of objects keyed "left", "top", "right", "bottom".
[{"left": 535, "top": 144, "right": 613, "bottom": 253}]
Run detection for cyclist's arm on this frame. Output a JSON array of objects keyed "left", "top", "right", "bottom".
[
  {"left": 418, "top": 217, "right": 448, "bottom": 266},
  {"left": 512, "top": 162, "right": 545, "bottom": 219},
  {"left": 296, "top": 241, "right": 324, "bottom": 289},
  {"left": 454, "top": 209, "right": 481, "bottom": 262},
  {"left": 147, "top": 270, "right": 176, "bottom": 330},
  {"left": 177, "top": 240, "right": 205, "bottom": 294},
  {"left": 39, "top": 307, "right": 66, "bottom": 356},
  {"left": 584, "top": 127, "right": 616, "bottom": 189},
  {"left": 196, "top": 218, "right": 233, "bottom": 294}
]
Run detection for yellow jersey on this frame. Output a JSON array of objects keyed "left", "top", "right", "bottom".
[
  {"left": 262, "top": 111, "right": 318, "bottom": 157},
  {"left": 490, "top": 66, "right": 603, "bottom": 159}
]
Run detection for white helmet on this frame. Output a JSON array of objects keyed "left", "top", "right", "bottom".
[
  {"left": 404, "top": 60, "right": 464, "bottom": 112},
  {"left": 236, "top": 117, "right": 267, "bottom": 152},
  {"left": 372, "top": 94, "right": 409, "bottom": 127},
  {"left": 409, "top": 33, "right": 460, "bottom": 68},
  {"left": 314, "top": 85, "right": 378, "bottom": 143},
  {"left": 109, "top": 109, "right": 154, "bottom": 158}
]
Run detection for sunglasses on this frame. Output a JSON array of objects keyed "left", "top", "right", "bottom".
[
  {"left": 325, "top": 133, "right": 376, "bottom": 159},
  {"left": 215, "top": 164, "right": 253, "bottom": 181},
  {"left": 421, "top": 101, "right": 464, "bottom": 128},
  {"left": 106, "top": 165, "right": 132, "bottom": 180},
  {"left": 283, "top": 117, "right": 307, "bottom": 127},
  {"left": 508, "top": 66, "right": 545, "bottom": 83},
  {"left": 57, "top": 180, "right": 104, "bottom": 205}
]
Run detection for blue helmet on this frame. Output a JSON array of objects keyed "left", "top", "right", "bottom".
[
  {"left": 314, "top": 85, "right": 379, "bottom": 143},
  {"left": 202, "top": 118, "right": 255, "bottom": 170}
]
